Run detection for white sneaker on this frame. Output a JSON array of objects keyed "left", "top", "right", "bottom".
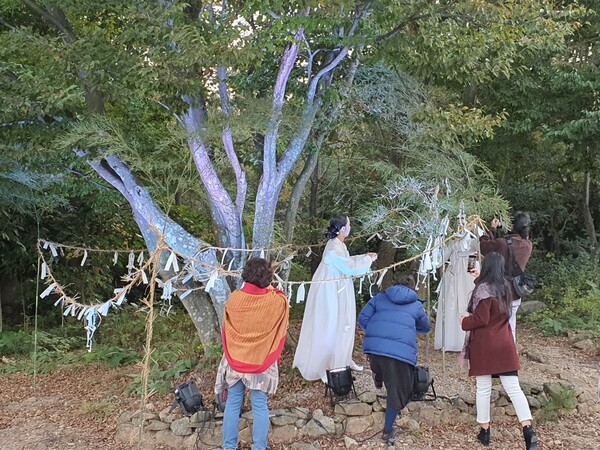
[
  {"left": 321, "top": 374, "right": 328, "bottom": 384},
  {"left": 349, "top": 362, "right": 363, "bottom": 372}
]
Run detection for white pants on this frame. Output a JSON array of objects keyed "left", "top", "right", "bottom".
[
  {"left": 476, "top": 375, "right": 532, "bottom": 424},
  {"left": 509, "top": 299, "right": 521, "bottom": 342}
]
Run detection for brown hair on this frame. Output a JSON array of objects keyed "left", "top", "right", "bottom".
[
  {"left": 394, "top": 274, "right": 416, "bottom": 290},
  {"left": 242, "top": 258, "right": 274, "bottom": 288}
]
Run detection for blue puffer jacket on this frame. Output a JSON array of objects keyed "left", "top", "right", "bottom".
[{"left": 358, "top": 285, "right": 431, "bottom": 366}]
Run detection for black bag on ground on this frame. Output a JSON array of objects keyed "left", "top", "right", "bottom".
[
  {"left": 506, "top": 238, "right": 537, "bottom": 298},
  {"left": 171, "top": 381, "right": 205, "bottom": 416},
  {"left": 214, "top": 388, "right": 228, "bottom": 413},
  {"left": 412, "top": 365, "right": 436, "bottom": 401}
]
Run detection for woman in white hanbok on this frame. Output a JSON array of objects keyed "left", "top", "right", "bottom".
[
  {"left": 293, "top": 215, "right": 377, "bottom": 382},
  {"left": 434, "top": 231, "right": 479, "bottom": 352}
]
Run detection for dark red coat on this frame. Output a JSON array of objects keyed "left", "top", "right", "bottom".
[
  {"left": 461, "top": 296, "right": 519, "bottom": 377},
  {"left": 480, "top": 231, "right": 532, "bottom": 273}
]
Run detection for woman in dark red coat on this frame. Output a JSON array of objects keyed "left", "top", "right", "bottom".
[{"left": 460, "top": 253, "right": 538, "bottom": 450}]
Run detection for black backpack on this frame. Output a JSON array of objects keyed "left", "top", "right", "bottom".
[
  {"left": 170, "top": 381, "right": 205, "bottom": 416},
  {"left": 506, "top": 238, "right": 537, "bottom": 297},
  {"left": 412, "top": 365, "right": 436, "bottom": 401}
]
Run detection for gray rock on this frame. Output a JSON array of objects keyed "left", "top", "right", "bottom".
[
  {"left": 459, "top": 391, "right": 476, "bottom": 405},
  {"left": 526, "top": 395, "right": 541, "bottom": 409},
  {"left": 239, "top": 425, "right": 252, "bottom": 443},
  {"left": 291, "top": 407, "right": 310, "bottom": 419},
  {"left": 270, "top": 412, "right": 298, "bottom": 426},
  {"left": 145, "top": 419, "right": 170, "bottom": 431},
  {"left": 130, "top": 410, "right": 157, "bottom": 421},
  {"left": 344, "top": 415, "right": 374, "bottom": 434},
  {"left": 567, "top": 330, "right": 595, "bottom": 343},
  {"left": 190, "top": 410, "right": 212, "bottom": 424},
  {"left": 491, "top": 406, "right": 505, "bottom": 417},
  {"left": 270, "top": 424, "right": 298, "bottom": 443},
  {"left": 416, "top": 404, "right": 436, "bottom": 422},
  {"left": 357, "top": 391, "right": 378, "bottom": 404},
  {"left": 372, "top": 400, "right": 385, "bottom": 412},
  {"left": 519, "top": 301, "right": 546, "bottom": 315},
  {"left": 158, "top": 407, "right": 178, "bottom": 423},
  {"left": 301, "top": 418, "right": 329, "bottom": 437},
  {"left": 490, "top": 389, "right": 500, "bottom": 403},
  {"left": 371, "top": 411, "right": 385, "bottom": 429},
  {"left": 544, "top": 381, "right": 571, "bottom": 398},
  {"left": 318, "top": 416, "right": 336, "bottom": 434},
  {"left": 526, "top": 349, "right": 548, "bottom": 364},
  {"left": 344, "top": 436, "right": 359, "bottom": 448},
  {"left": 450, "top": 397, "right": 470, "bottom": 413},
  {"left": 170, "top": 417, "right": 193, "bottom": 436},
  {"left": 295, "top": 419, "right": 308, "bottom": 428},
  {"left": 114, "top": 423, "right": 155, "bottom": 448},
  {"left": 505, "top": 404, "right": 516, "bottom": 416},
  {"left": 198, "top": 427, "right": 222, "bottom": 446},
  {"left": 337, "top": 401, "right": 372, "bottom": 416},
  {"left": 398, "top": 417, "right": 420, "bottom": 432},
  {"left": 290, "top": 443, "right": 319, "bottom": 450},
  {"left": 155, "top": 430, "right": 183, "bottom": 448},
  {"left": 573, "top": 339, "right": 595, "bottom": 351},
  {"left": 332, "top": 413, "right": 346, "bottom": 424},
  {"left": 116, "top": 410, "right": 134, "bottom": 424},
  {"left": 237, "top": 417, "right": 249, "bottom": 431},
  {"left": 312, "top": 408, "right": 324, "bottom": 419},
  {"left": 578, "top": 403, "right": 590, "bottom": 414},
  {"left": 496, "top": 396, "right": 509, "bottom": 407}
]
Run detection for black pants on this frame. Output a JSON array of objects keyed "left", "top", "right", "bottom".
[{"left": 369, "top": 354, "right": 414, "bottom": 410}]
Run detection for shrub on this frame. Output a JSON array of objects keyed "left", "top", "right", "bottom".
[{"left": 525, "top": 252, "right": 600, "bottom": 335}]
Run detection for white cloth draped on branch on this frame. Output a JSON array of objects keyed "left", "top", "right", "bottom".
[
  {"left": 293, "top": 238, "right": 373, "bottom": 381},
  {"left": 434, "top": 230, "right": 480, "bottom": 352}
]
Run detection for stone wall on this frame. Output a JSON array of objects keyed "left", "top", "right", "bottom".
[{"left": 115, "top": 381, "right": 599, "bottom": 449}]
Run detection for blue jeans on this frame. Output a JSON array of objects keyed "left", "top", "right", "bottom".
[{"left": 222, "top": 380, "right": 270, "bottom": 450}]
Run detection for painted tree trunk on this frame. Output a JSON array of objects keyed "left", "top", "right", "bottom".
[{"left": 88, "top": 156, "right": 229, "bottom": 345}]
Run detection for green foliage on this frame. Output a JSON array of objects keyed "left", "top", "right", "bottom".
[
  {"left": 0, "top": 329, "right": 84, "bottom": 356},
  {"left": 81, "top": 346, "right": 139, "bottom": 367},
  {"left": 536, "top": 384, "right": 578, "bottom": 423},
  {"left": 127, "top": 358, "right": 198, "bottom": 396},
  {"left": 525, "top": 252, "right": 600, "bottom": 335}
]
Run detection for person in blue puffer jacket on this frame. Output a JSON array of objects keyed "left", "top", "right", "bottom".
[{"left": 358, "top": 275, "right": 430, "bottom": 445}]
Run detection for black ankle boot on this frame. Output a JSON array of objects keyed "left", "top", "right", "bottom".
[
  {"left": 477, "top": 427, "right": 490, "bottom": 446},
  {"left": 523, "top": 425, "right": 538, "bottom": 450}
]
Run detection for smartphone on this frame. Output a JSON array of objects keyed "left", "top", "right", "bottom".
[{"left": 467, "top": 255, "right": 477, "bottom": 271}]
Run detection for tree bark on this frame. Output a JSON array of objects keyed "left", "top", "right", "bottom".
[
  {"left": 582, "top": 170, "right": 600, "bottom": 260},
  {"left": 376, "top": 240, "right": 398, "bottom": 290},
  {"left": 87, "top": 155, "right": 230, "bottom": 341}
]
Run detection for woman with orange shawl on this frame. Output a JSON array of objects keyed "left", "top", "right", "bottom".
[{"left": 214, "top": 258, "right": 289, "bottom": 450}]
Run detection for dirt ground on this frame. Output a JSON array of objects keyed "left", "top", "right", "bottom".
[{"left": 0, "top": 325, "right": 598, "bottom": 450}]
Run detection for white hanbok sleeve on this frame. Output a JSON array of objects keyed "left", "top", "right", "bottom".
[{"left": 323, "top": 246, "right": 372, "bottom": 277}]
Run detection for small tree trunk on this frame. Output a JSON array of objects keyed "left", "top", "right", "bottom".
[
  {"left": 376, "top": 240, "right": 398, "bottom": 290},
  {"left": 582, "top": 171, "right": 600, "bottom": 260},
  {"left": 178, "top": 285, "right": 221, "bottom": 346}
]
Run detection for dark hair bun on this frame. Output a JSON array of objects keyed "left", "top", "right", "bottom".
[{"left": 325, "top": 226, "right": 339, "bottom": 240}]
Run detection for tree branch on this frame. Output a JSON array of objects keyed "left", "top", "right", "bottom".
[
  {"left": 217, "top": 66, "right": 247, "bottom": 216},
  {"left": 262, "top": 28, "right": 304, "bottom": 181},
  {"left": 181, "top": 95, "right": 241, "bottom": 247},
  {"left": 22, "top": 0, "right": 76, "bottom": 43}
]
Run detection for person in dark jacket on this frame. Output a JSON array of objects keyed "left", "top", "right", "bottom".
[
  {"left": 480, "top": 212, "right": 533, "bottom": 341},
  {"left": 358, "top": 276, "right": 430, "bottom": 445},
  {"left": 460, "top": 252, "right": 537, "bottom": 450}
]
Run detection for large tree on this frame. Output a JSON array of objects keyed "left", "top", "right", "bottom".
[{"left": 0, "top": 0, "right": 578, "bottom": 344}]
